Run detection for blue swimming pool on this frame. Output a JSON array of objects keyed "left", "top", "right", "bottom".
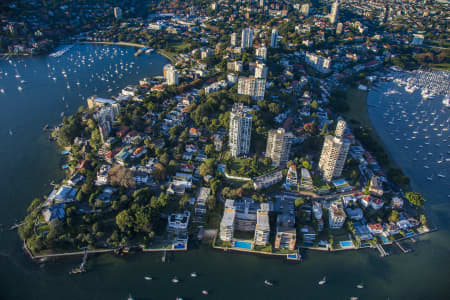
[
  {"left": 173, "top": 243, "right": 186, "bottom": 249},
  {"left": 380, "top": 236, "right": 389, "bottom": 244},
  {"left": 340, "top": 241, "right": 354, "bottom": 247},
  {"left": 233, "top": 240, "right": 252, "bottom": 249}
]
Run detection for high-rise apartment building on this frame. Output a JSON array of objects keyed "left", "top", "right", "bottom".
[
  {"left": 318, "top": 135, "right": 350, "bottom": 181},
  {"left": 265, "top": 128, "right": 293, "bottom": 167},
  {"left": 230, "top": 32, "right": 238, "bottom": 47},
  {"left": 220, "top": 200, "right": 236, "bottom": 242},
  {"left": 335, "top": 119, "right": 347, "bottom": 137},
  {"left": 336, "top": 22, "right": 343, "bottom": 35},
  {"left": 254, "top": 203, "right": 270, "bottom": 246},
  {"left": 270, "top": 28, "right": 278, "bottom": 48},
  {"left": 229, "top": 103, "right": 252, "bottom": 157},
  {"left": 301, "top": 3, "right": 310, "bottom": 16},
  {"left": 329, "top": 0, "right": 339, "bottom": 24},
  {"left": 255, "top": 46, "right": 267, "bottom": 60},
  {"left": 254, "top": 62, "right": 268, "bottom": 79},
  {"left": 237, "top": 76, "right": 266, "bottom": 100},
  {"left": 114, "top": 7, "right": 122, "bottom": 20},
  {"left": 241, "top": 28, "right": 254, "bottom": 48},
  {"left": 164, "top": 64, "right": 179, "bottom": 85}
]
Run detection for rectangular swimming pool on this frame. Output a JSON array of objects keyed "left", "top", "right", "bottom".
[
  {"left": 173, "top": 243, "right": 186, "bottom": 249},
  {"left": 340, "top": 241, "right": 354, "bottom": 248},
  {"left": 233, "top": 240, "right": 252, "bottom": 249}
]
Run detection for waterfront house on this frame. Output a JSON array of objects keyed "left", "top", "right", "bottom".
[
  {"left": 396, "top": 219, "right": 412, "bottom": 230},
  {"left": 168, "top": 211, "right": 190, "bottom": 234},
  {"left": 367, "top": 223, "right": 384, "bottom": 235},
  {"left": 47, "top": 185, "right": 77, "bottom": 205},
  {"left": 42, "top": 204, "right": 66, "bottom": 223},
  {"left": 354, "top": 223, "right": 373, "bottom": 241},
  {"left": 274, "top": 213, "right": 297, "bottom": 250},
  {"left": 67, "top": 172, "right": 85, "bottom": 186},
  {"left": 301, "top": 225, "right": 317, "bottom": 241},
  {"left": 385, "top": 222, "right": 400, "bottom": 235}
]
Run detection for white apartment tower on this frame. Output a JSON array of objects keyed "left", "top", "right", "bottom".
[
  {"left": 164, "top": 64, "right": 179, "bottom": 86},
  {"left": 336, "top": 22, "right": 343, "bottom": 35},
  {"left": 318, "top": 135, "right": 350, "bottom": 181},
  {"left": 230, "top": 32, "right": 238, "bottom": 47},
  {"left": 255, "top": 62, "right": 268, "bottom": 79},
  {"left": 256, "top": 46, "right": 267, "bottom": 60},
  {"left": 114, "top": 7, "right": 122, "bottom": 20},
  {"left": 270, "top": 28, "right": 279, "bottom": 48},
  {"left": 254, "top": 203, "right": 270, "bottom": 246},
  {"left": 220, "top": 200, "right": 236, "bottom": 242},
  {"left": 229, "top": 103, "right": 253, "bottom": 157},
  {"left": 301, "top": 4, "right": 310, "bottom": 16},
  {"left": 330, "top": 0, "right": 339, "bottom": 24},
  {"left": 241, "top": 28, "right": 254, "bottom": 48},
  {"left": 335, "top": 119, "right": 347, "bottom": 137},
  {"left": 237, "top": 76, "right": 266, "bottom": 100},
  {"left": 265, "top": 128, "right": 294, "bottom": 167}
]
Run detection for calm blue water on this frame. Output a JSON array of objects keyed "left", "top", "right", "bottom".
[{"left": 0, "top": 48, "right": 449, "bottom": 300}]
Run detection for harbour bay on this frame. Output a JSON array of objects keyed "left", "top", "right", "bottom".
[{"left": 0, "top": 44, "right": 449, "bottom": 300}]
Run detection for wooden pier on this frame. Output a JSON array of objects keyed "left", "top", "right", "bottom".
[
  {"left": 394, "top": 241, "right": 412, "bottom": 254},
  {"left": 375, "top": 243, "right": 389, "bottom": 257}
]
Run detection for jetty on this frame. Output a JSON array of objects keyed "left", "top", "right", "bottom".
[
  {"left": 375, "top": 243, "right": 389, "bottom": 257},
  {"left": 70, "top": 248, "right": 88, "bottom": 275},
  {"left": 394, "top": 241, "right": 412, "bottom": 254}
]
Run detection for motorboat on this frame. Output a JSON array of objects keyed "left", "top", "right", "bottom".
[
  {"left": 264, "top": 280, "right": 273, "bottom": 287},
  {"left": 318, "top": 276, "right": 327, "bottom": 285},
  {"left": 190, "top": 272, "right": 198, "bottom": 278},
  {"left": 172, "top": 277, "right": 179, "bottom": 284},
  {"left": 202, "top": 290, "right": 209, "bottom": 295},
  {"left": 144, "top": 276, "right": 152, "bottom": 281}
]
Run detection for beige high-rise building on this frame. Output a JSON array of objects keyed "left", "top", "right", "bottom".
[
  {"left": 230, "top": 32, "right": 238, "bottom": 47},
  {"left": 318, "top": 135, "right": 350, "bottom": 181},
  {"left": 335, "top": 119, "right": 347, "bottom": 137},
  {"left": 265, "top": 128, "right": 294, "bottom": 167},
  {"left": 329, "top": 0, "right": 339, "bottom": 24},
  {"left": 255, "top": 62, "right": 268, "bottom": 79},
  {"left": 301, "top": 3, "right": 310, "bottom": 16},
  {"left": 164, "top": 64, "right": 179, "bottom": 85},
  {"left": 114, "top": 7, "right": 122, "bottom": 20},
  {"left": 255, "top": 46, "right": 267, "bottom": 60},
  {"left": 336, "top": 22, "right": 343, "bottom": 35},
  {"left": 229, "top": 103, "right": 252, "bottom": 157}
]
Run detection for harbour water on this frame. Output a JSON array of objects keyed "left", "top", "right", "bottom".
[{"left": 0, "top": 47, "right": 449, "bottom": 299}]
